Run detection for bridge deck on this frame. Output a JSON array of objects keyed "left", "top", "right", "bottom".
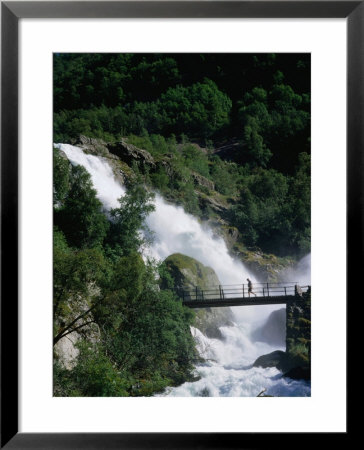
[
  {"left": 183, "top": 295, "right": 296, "bottom": 308},
  {"left": 176, "top": 282, "right": 309, "bottom": 308}
]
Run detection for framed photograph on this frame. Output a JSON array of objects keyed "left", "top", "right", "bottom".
[{"left": 2, "top": 1, "right": 357, "bottom": 448}]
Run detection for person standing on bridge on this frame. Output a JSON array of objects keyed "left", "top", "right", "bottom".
[{"left": 247, "top": 278, "right": 257, "bottom": 297}]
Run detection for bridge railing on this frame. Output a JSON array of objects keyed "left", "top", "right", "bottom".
[{"left": 174, "top": 283, "right": 309, "bottom": 303}]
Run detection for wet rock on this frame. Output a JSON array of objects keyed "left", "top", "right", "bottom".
[
  {"left": 253, "top": 349, "right": 311, "bottom": 381},
  {"left": 253, "top": 350, "right": 291, "bottom": 372}
]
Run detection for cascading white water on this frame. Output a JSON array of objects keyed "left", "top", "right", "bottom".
[
  {"left": 56, "top": 143, "right": 311, "bottom": 397},
  {"left": 55, "top": 144, "right": 126, "bottom": 210}
]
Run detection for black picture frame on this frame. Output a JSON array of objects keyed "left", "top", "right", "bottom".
[{"left": 1, "top": 1, "right": 357, "bottom": 448}]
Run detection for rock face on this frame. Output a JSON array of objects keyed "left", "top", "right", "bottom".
[
  {"left": 191, "top": 171, "right": 215, "bottom": 191},
  {"left": 54, "top": 333, "right": 80, "bottom": 370},
  {"left": 198, "top": 192, "right": 229, "bottom": 215},
  {"left": 75, "top": 135, "right": 109, "bottom": 157},
  {"left": 54, "top": 284, "right": 101, "bottom": 370},
  {"left": 54, "top": 319, "right": 100, "bottom": 370},
  {"left": 162, "top": 253, "right": 234, "bottom": 340},
  {"left": 107, "top": 138, "right": 155, "bottom": 169},
  {"left": 251, "top": 308, "right": 286, "bottom": 347}
]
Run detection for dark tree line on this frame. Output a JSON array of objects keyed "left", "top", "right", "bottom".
[{"left": 54, "top": 53, "right": 310, "bottom": 174}]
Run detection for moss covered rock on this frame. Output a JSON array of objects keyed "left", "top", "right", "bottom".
[
  {"left": 162, "top": 253, "right": 234, "bottom": 340},
  {"left": 163, "top": 253, "right": 220, "bottom": 291}
]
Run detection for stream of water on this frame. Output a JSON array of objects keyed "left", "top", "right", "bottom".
[{"left": 55, "top": 143, "right": 311, "bottom": 397}]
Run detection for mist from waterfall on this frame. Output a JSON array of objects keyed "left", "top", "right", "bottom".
[
  {"left": 56, "top": 143, "right": 311, "bottom": 397},
  {"left": 280, "top": 253, "right": 311, "bottom": 286}
]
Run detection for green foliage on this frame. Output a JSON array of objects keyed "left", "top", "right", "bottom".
[
  {"left": 54, "top": 79, "right": 231, "bottom": 142},
  {"left": 231, "top": 161, "right": 310, "bottom": 255},
  {"left": 150, "top": 166, "right": 170, "bottom": 191},
  {"left": 181, "top": 144, "right": 210, "bottom": 178},
  {"left": 101, "top": 266, "right": 197, "bottom": 384},
  {"left": 54, "top": 162, "right": 109, "bottom": 249},
  {"left": 126, "top": 133, "right": 177, "bottom": 159},
  {"left": 54, "top": 253, "right": 197, "bottom": 397},
  {"left": 54, "top": 53, "right": 310, "bottom": 160},
  {"left": 157, "top": 79, "right": 232, "bottom": 137},
  {"left": 286, "top": 291, "right": 311, "bottom": 368},
  {"left": 53, "top": 148, "right": 70, "bottom": 207},
  {"left": 210, "top": 157, "right": 244, "bottom": 196},
  {"left": 105, "top": 184, "right": 155, "bottom": 258},
  {"left": 238, "top": 81, "right": 310, "bottom": 171},
  {"left": 53, "top": 229, "right": 109, "bottom": 321},
  {"left": 54, "top": 344, "right": 130, "bottom": 397}
]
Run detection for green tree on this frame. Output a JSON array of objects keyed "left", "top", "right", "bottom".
[
  {"left": 55, "top": 164, "right": 109, "bottom": 249},
  {"left": 106, "top": 184, "right": 155, "bottom": 258},
  {"left": 98, "top": 258, "right": 197, "bottom": 391},
  {"left": 238, "top": 81, "right": 310, "bottom": 171},
  {"left": 53, "top": 229, "right": 110, "bottom": 344},
  {"left": 53, "top": 147, "right": 70, "bottom": 207},
  {"left": 158, "top": 78, "right": 232, "bottom": 137}
]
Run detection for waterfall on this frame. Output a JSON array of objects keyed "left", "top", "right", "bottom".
[{"left": 55, "top": 143, "right": 311, "bottom": 397}]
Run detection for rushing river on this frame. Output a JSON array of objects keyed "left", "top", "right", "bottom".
[{"left": 55, "top": 143, "right": 311, "bottom": 397}]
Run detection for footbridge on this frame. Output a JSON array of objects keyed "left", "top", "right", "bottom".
[{"left": 177, "top": 282, "right": 310, "bottom": 308}]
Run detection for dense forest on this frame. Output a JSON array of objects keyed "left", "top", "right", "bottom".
[
  {"left": 54, "top": 53, "right": 310, "bottom": 256},
  {"left": 53, "top": 53, "right": 310, "bottom": 396}
]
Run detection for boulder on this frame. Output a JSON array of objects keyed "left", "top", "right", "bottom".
[
  {"left": 253, "top": 350, "right": 310, "bottom": 380},
  {"left": 162, "top": 253, "right": 234, "bottom": 340},
  {"left": 253, "top": 350, "right": 291, "bottom": 372},
  {"left": 163, "top": 253, "right": 220, "bottom": 291}
]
